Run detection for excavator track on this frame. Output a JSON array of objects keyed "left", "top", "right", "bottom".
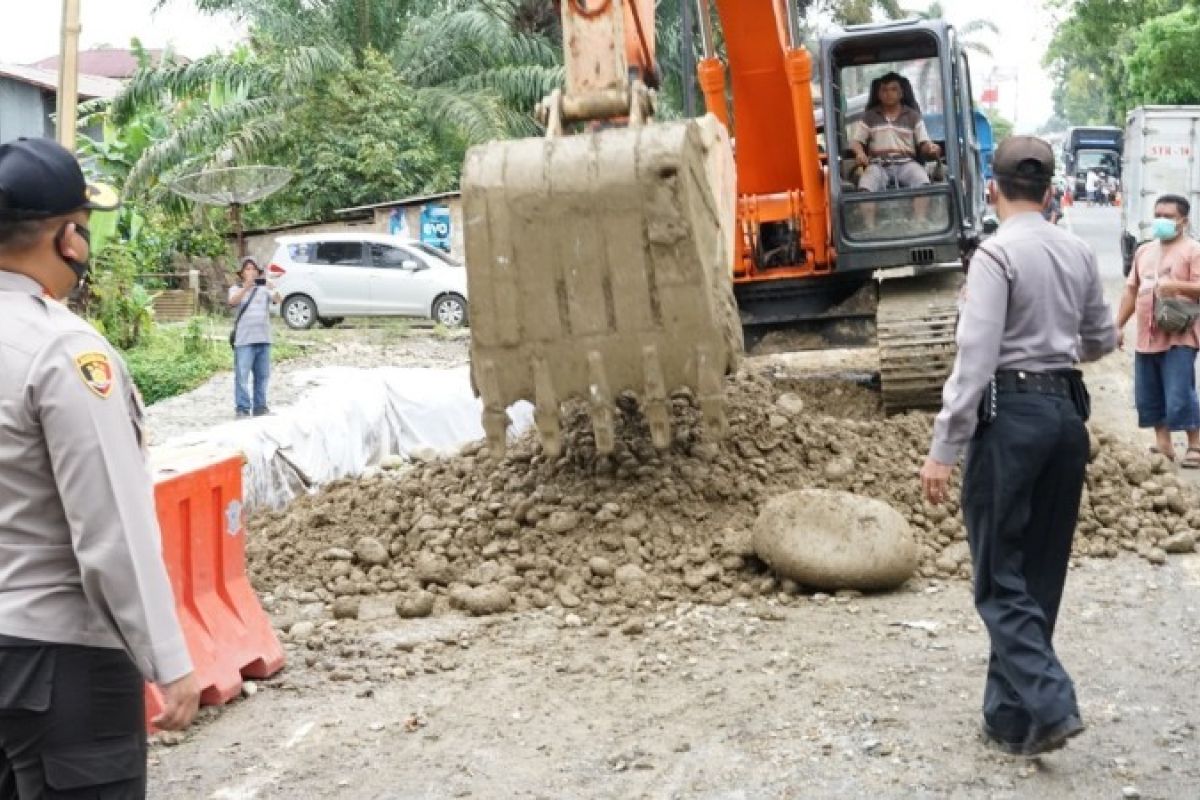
[{"left": 876, "top": 270, "right": 963, "bottom": 413}]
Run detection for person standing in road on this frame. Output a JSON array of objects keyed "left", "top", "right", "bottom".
[
  {"left": 228, "top": 256, "right": 281, "bottom": 418},
  {"left": 1115, "top": 194, "right": 1200, "bottom": 466},
  {"left": 1085, "top": 168, "right": 1100, "bottom": 207},
  {"left": 0, "top": 137, "right": 199, "bottom": 798},
  {"left": 920, "top": 136, "right": 1117, "bottom": 757}
]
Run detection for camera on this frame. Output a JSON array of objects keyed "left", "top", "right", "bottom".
[{"left": 254, "top": 277, "right": 267, "bottom": 286}]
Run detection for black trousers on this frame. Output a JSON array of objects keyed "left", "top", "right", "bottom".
[
  {"left": 0, "top": 640, "right": 145, "bottom": 799},
  {"left": 961, "top": 390, "right": 1088, "bottom": 743}
]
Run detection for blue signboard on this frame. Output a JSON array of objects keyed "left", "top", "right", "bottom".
[{"left": 419, "top": 204, "right": 452, "bottom": 252}]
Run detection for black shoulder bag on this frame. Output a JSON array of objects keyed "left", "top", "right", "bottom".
[{"left": 229, "top": 286, "right": 259, "bottom": 349}]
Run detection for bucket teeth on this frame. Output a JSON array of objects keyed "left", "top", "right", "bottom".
[
  {"left": 477, "top": 359, "right": 509, "bottom": 457},
  {"left": 697, "top": 346, "right": 728, "bottom": 442},
  {"left": 463, "top": 115, "right": 742, "bottom": 457},
  {"left": 533, "top": 358, "right": 563, "bottom": 457},
  {"left": 587, "top": 351, "right": 616, "bottom": 455},
  {"left": 642, "top": 345, "right": 671, "bottom": 449}
]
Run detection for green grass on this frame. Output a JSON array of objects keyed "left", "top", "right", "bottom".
[{"left": 122, "top": 317, "right": 303, "bottom": 405}]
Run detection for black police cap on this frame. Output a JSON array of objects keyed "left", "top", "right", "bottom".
[
  {"left": 0, "top": 137, "right": 119, "bottom": 220},
  {"left": 993, "top": 135, "right": 1056, "bottom": 183}
]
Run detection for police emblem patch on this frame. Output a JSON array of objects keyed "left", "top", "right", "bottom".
[{"left": 75, "top": 351, "right": 114, "bottom": 398}]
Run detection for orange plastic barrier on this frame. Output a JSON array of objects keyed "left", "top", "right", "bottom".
[{"left": 145, "top": 447, "right": 285, "bottom": 729}]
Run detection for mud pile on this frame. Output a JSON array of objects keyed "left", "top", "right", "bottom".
[{"left": 247, "top": 368, "right": 1200, "bottom": 621}]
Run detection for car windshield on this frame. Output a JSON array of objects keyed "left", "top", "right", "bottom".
[{"left": 410, "top": 241, "right": 460, "bottom": 266}]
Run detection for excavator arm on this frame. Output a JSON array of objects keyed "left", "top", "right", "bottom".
[{"left": 462, "top": 2, "right": 844, "bottom": 458}]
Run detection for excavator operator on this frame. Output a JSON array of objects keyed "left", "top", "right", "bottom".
[
  {"left": 850, "top": 72, "right": 942, "bottom": 226},
  {"left": 851, "top": 72, "right": 942, "bottom": 189}
]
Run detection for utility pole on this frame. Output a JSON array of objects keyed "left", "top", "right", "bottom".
[{"left": 56, "top": 0, "right": 81, "bottom": 150}]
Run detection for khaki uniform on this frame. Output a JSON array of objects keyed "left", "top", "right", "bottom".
[{"left": 0, "top": 271, "right": 191, "bottom": 685}]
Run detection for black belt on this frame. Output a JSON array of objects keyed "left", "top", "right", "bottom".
[{"left": 993, "top": 369, "right": 1074, "bottom": 397}]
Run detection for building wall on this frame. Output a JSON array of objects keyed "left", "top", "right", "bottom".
[
  {"left": 0, "top": 79, "right": 52, "bottom": 141},
  {"left": 370, "top": 196, "right": 464, "bottom": 258}
]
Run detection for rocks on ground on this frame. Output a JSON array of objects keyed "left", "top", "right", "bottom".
[
  {"left": 751, "top": 489, "right": 918, "bottom": 591},
  {"left": 245, "top": 367, "right": 1200, "bottom": 628}
]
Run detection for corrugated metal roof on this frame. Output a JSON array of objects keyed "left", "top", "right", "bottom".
[
  {"left": 0, "top": 63, "right": 123, "bottom": 100},
  {"left": 335, "top": 190, "right": 461, "bottom": 215},
  {"left": 31, "top": 48, "right": 177, "bottom": 79}
]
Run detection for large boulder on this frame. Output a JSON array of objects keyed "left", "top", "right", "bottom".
[{"left": 751, "top": 489, "right": 918, "bottom": 591}]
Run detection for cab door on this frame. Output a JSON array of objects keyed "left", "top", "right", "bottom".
[{"left": 954, "top": 48, "right": 985, "bottom": 230}]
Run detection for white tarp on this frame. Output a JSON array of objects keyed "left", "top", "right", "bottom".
[{"left": 153, "top": 366, "right": 532, "bottom": 510}]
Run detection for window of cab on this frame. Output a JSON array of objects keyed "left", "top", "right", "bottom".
[{"left": 829, "top": 33, "right": 954, "bottom": 243}]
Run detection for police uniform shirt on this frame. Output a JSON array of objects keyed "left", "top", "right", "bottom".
[
  {"left": 0, "top": 271, "right": 192, "bottom": 685},
  {"left": 929, "top": 212, "right": 1118, "bottom": 464}
]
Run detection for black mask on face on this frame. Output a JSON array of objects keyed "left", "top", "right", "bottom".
[{"left": 53, "top": 222, "right": 90, "bottom": 285}]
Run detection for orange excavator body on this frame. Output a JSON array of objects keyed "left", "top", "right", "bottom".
[{"left": 629, "top": 1, "right": 833, "bottom": 282}]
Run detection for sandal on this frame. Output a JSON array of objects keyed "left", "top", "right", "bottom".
[
  {"left": 1150, "top": 445, "right": 1177, "bottom": 461},
  {"left": 1182, "top": 447, "right": 1200, "bottom": 469}
]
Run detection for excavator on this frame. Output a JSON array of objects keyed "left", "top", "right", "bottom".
[{"left": 463, "top": 0, "right": 988, "bottom": 457}]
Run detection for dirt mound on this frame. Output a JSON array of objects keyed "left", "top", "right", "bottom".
[{"left": 247, "top": 368, "right": 1199, "bottom": 624}]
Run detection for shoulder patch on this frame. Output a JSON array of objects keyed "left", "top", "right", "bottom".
[{"left": 75, "top": 351, "right": 114, "bottom": 398}]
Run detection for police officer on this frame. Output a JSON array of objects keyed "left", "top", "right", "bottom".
[
  {"left": 919, "top": 136, "right": 1118, "bottom": 757},
  {"left": 0, "top": 138, "right": 199, "bottom": 798}
]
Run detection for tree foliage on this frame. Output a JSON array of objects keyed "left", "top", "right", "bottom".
[
  {"left": 1042, "top": 0, "right": 1197, "bottom": 124},
  {"left": 907, "top": 2, "right": 998, "bottom": 56},
  {"left": 1125, "top": 5, "right": 1200, "bottom": 107},
  {"left": 255, "top": 51, "right": 459, "bottom": 222},
  {"left": 984, "top": 107, "right": 1014, "bottom": 142},
  {"left": 119, "top": 0, "right": 563, "bottom": 222}
]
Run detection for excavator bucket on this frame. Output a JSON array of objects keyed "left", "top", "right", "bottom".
[{"left": 462, "top": 115, "right": 743, "bottom": 457}]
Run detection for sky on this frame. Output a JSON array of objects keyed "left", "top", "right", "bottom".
[
  {"left": 0, "top": 0, "right": 1056, "bottom": 132},
  {"left": 0, "top": 0, "right": 243, "bottom": 64},
  {"left": 920, "top": 0, "right": 1057, "bottom": 133}
]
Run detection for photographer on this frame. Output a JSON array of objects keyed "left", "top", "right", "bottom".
[{"left": 228, "top": 257, "right": 281, "bottom": 418}]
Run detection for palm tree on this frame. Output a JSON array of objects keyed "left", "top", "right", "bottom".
[
  {"left": 909, "top": 2, "right": 999, "bottom": 57},
  {"left": 902, "top": 2, "right": 998, "bottom": 109},
  {"left": 828, "top": 0, "right": 907, "bottom": 25},
  {"left": 114, "top": 0, "right": 563, "bottom": 197}
]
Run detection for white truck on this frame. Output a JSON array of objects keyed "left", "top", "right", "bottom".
[{"left": 1121, "top": 106, "right": 1200, "bottom": 275}]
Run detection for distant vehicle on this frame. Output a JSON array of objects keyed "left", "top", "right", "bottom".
[
  {"left": 1062, "top": 125, "right": 1122, "bottom": 196},
  {"left": 1121, "top": 106, "right": 1200, "bottom": 275},
  {"left": 1071, "top": 149, "right": 1121, "bottom": 199},
  {"left": 266, "top": 232, "right": 469, "bottom": 329}
]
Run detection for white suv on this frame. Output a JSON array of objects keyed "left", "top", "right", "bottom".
[{"left": 266, "top": 233, "right": 469, "bottom": 329}]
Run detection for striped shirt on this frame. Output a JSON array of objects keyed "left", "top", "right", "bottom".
[{"left": 852, "top": 107, "right": 931, "bottom": 158}]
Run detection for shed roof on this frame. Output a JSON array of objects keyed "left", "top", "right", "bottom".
[
  {"left": 0, "top": 63, "right": 123, "bottom": 100},
  {"left": 335, "top": 190, "right": 461, "bottom": 215},
  {"left": 32, "top": 48, "right": 177, "bottom": 79}
]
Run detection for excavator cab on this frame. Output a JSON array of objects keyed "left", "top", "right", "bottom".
[{"left": 822, "top": 19, "right": 987, "bottom": 273}]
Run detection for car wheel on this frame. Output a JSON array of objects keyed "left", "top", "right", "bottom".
[
  {"left": 282, "top": 295, "right": 317, "bottom": 329},
  {"left": 317, "top": 317, "right": 344, "bottom": 329},
  {"left": 432, "top": 293, "right": 468, "bottom": 328}
]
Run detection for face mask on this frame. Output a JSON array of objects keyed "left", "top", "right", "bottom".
[
  {"left": 1152, "top": 218, "right": 1180, "bottom": 241},
  {"left": 53, "top": 222, "right": 90, "bottom": 285}
]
